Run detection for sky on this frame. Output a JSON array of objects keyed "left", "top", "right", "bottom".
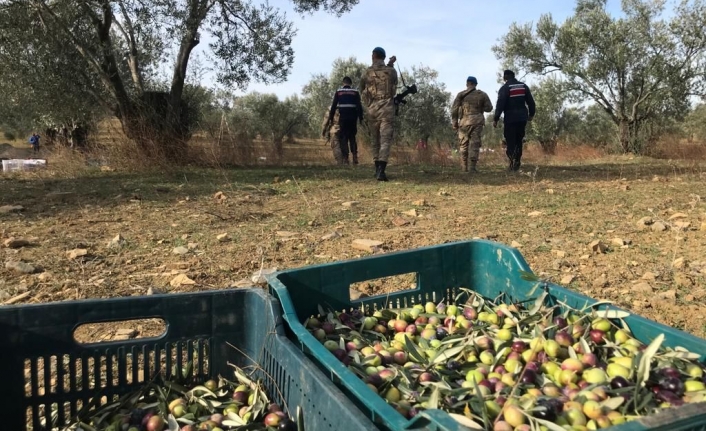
[
  {"left": 186, "top": 0, "right": 684, "bottom": 102},
  {"left": 189, "top": 0, "right": 634, "bottom": 101}
]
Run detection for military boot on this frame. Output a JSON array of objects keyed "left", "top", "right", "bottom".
[
  {"left": 470, "top": 160, "right": 478, "bottom": 173},
  {"left": 374, "top": 161, "right": 381, "bottom": 178},
  {"left": 352, "top": 153, "right": 359, "bottom": 165},
  {"left": 377, "top": 161, "right": 389, "bottom": 182},
  {"left": 461, "top": 158, "right": 468, "bottom": 173}
]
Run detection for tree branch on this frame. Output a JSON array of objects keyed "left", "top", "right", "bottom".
[{"left": 116, "top": 0, "right": 144, "bottom": 93}]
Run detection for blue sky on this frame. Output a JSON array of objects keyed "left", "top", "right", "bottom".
[{"left": 193, "top": 0, "right": 676, "bottom": 100}]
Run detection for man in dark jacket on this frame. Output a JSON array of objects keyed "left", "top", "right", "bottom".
[
  {"left": 324, "top": 76, "right": 364, "bottom": 165},
  {"left": 493, "top": 70, "right": 536, "bottom": 172}
]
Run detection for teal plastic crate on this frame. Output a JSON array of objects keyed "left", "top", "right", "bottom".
[
  {"left": 0, "top": 288, "right": 378, "bottom": 431},
  {"left": 267, "top": 239, "right": 706, "bottom": 431}
]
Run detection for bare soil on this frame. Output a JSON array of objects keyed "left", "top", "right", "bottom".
[{"left": 2, "top": 141, "right": 706, "bottom": 343}]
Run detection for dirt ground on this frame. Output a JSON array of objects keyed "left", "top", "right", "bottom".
[{"left": 2, "top": 140, "right": 706, "bottom": 344}]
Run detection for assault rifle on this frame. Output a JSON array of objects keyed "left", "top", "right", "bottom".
[
  {"left": 393, "top": 62, "right": 418, "bottom": 116},
  {"left": 393, "top": 83, "right": 418, "bottom": 116}
]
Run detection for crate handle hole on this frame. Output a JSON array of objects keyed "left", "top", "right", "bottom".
[
  {"left": 72, "top": 318, "right": 167, "bottom": 345},
  {"left": 350, "top": 272, "right": 418, "bottom": 301}
]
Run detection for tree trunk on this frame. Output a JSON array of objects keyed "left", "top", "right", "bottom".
[
  {"left": 273, "top": 137, "right": 284, "bottom": 159},
  {"left": 119, "top": 91, "right": 192, "bottom": 162},
  {"left": 618, "top": 119, "right": 631, "bottom": 153}
]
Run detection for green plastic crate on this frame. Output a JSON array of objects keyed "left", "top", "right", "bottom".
[
  {"left": 267, "top": 240, "right": 706, "bottom": 431},
  {"left": 0, "top": 288, "right": 378, "bottom": 431}
]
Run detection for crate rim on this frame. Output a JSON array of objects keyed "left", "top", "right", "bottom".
[{"left": 267, "top": 239, "right": 706, "bottom": 431}]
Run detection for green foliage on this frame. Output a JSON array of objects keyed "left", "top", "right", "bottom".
[
  {"left": 683, "top": 104, "right": 706, "bottom": 142},
  {"left": 233, "top": 92, "right": 308, "bottom": 155},
  {"left": 302, "top": 58, "right": 453, "bottom": 146},
  {"left": 393, "top": 65, "right": 454, "bottom": 146},
  {"left": 493, "top": 0, "right": 706, "bottom": 154},
  {"left": 3, "top": 131, "right": 16, "bottom": 141},
  {"left": 526, "top": 77, "right": 568, "bottom": 153},
  {"left": 301, "top": 57, "right": 368, "bottom": 138},
  {"left": 559, "top": 105, "right": 617, "bottom": 148}
]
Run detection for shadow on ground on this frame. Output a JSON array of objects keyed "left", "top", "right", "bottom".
[{"left": 1, "top": 160, "right": 704, "bottom": 220}]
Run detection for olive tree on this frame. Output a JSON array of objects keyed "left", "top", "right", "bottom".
[
  {"left": 525, "top": 77, "right": 567, "bottom": 154},
  {"left": 0, "top": 0, "right": 359, "bottom": 161},
  {"left": 394, "top": 65, "right": 454, "bottom": 147},
  {"left": 301, "top": 56, "right": 368, "bottom": 138},
  {"left": 493, "top": 0, "right": 706, "bottom": 154},
  {"left": 235, "top": 92, "right": 308, "bottom": 156}
]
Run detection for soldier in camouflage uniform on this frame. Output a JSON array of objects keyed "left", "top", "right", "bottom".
[
  {"left": 451, "top": 76, "right": 493, "bottom": 172},
  {"left": 322, "top": 110, "right": 343, "bottom": 164},
  {"left": 360, "top": 47, "right": 398, "bottom": 181}
]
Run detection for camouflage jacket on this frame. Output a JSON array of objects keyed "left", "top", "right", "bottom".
[
  {"left": 359, "top": 59, "right": 398, "bottom": 106},
  {"left": 451, "top": 88, "right": 493, "bottom": 126}
]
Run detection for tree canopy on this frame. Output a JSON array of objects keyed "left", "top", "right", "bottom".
[
  {"left": 493, "top": 0, "right": 706, "bottom": 153},
  {"left": 0, "top": 0, "right": 359, "bottom": 159}
]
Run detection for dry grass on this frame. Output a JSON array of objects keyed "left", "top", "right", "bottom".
[{"left": 649, "top": 140, "right": 706, "bottom": 161}]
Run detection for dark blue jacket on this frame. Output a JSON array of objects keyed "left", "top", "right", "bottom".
[
  {"left": 494, "top": 78, "right": 536, "bottom": 124},
  {"left": 328, "top": 85, "right": 364, "bottom": 123}
]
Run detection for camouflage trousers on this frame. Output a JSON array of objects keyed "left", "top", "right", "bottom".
[
  {"left": 367, "top": 99, "right": 395, "bottom": 163},
  {"left": 458, "top": 123, "right": 484, "bottom": 164}
]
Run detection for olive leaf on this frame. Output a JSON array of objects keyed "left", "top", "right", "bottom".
[
  {"left": 448, "top": 413, "right": 484, "bottom": 429},
  {"left": 224, "top": 414, "right": 247, "bottom": 427},
  {"left": 404, "top": 335, "right": 427, "bottom": 364},
  {"left": 520, "top": 270, "right": 540, "bottom": 282},
  {"left": 427, "top": 387, "right": 440, "bottom": 410},
  {"left": 529, "top": 291, "right": 548, "bottom": 316},
  {"left": 637, "top": 334, "right": 664, "bottom": 387},
  {"left": 659, "top": 351, "right": 701, "bottom": 360},
  {"left": 186, "top": 385, "right": 217, "bottom": 399},
  {"left": 600, "top": 397, "right": 625, "bottom": 410},
  {"left": 529, "top": 415, "right": 568, "bottom": 431},
  {"left": 167, "top": 414, "right": 180, "bottom": 431},
  {"left": 432, "top": 345, "right": 466, "bottom": 364},
  {"left": 580, "top": 338, "right": 591, "bottom": 356},
  {"left": 568, "top": 346, "right": 578, "bottom": 360}
]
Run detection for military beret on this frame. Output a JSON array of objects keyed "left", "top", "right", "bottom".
[
  {"left": 372, "top": 47, "right": 386, "bottom": 58},
  {"left": 467, "top": 76, "right": 477, "bottom": 84}
]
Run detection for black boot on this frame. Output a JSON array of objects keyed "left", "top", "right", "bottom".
[
  {"left": 374, "top": 161, "right": 381, "bottom": 178},
  {"left": 377, "top": 161, "right": 388, "bottom": 182},
  {"left": 352, "top": 153, "right": 358, "bottom": 165}
]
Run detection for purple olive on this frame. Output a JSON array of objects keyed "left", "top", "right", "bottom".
[
  {"left": 366, "top": 374, "right": 382, "bottom": 387},
  {"left": 654, "top": 388, "right": 683, "bottom": 405},
  {"left": 610, "top": 376, "right": 630, "bottom": 389},
  {"left": 658, "top": 377, "right": 685, "bottom": 396},
  {"left": 659, "top": 367, "right": 681, "bottom": 379},
  {"left": 446, "top": 360, "right": 461, "bottom": 371},
  {"left": 512, "top": 341, "right": 527, "bottom": 353},
  {"left": 521, "top": 369, "right": 537, "bottom": 384},
  {"left": 553, "top": 317, "right": 568, "bottom": 329},
  {"left": 525, "top": 362, "right": 540, "bottom": 372}
]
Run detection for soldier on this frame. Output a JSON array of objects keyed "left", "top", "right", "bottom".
[
  {"left": 451, "top": 76, "right": 493, "bottom": 172},
  {"left": 360, "top": 47, "right": 398, "bottom": 181},
  {"left": 322, "top": 110, "right": 343, "bottom": 164},
  {"left": 325, "top": 76, "right": 364, "bottom": 165},
  {"left": 493, "top": 69, "right": 536, "bottom": 172}
]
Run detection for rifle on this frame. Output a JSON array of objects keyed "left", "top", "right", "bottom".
[{"left": 392, "top": 63, "right": 418, "bottom": 116}]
